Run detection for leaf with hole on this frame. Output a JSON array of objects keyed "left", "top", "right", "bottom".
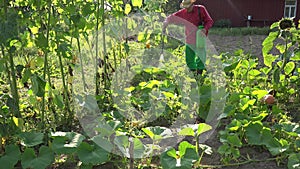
[{"left": 50, "top": 132, "right": 85, "bottom": 155}]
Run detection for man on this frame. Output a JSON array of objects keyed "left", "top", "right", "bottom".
[{"left": 163, "top": 0, "right": 213, "bottom": 75}]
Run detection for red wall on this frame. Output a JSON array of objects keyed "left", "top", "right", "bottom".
[{"left": 196, "top": 0, "right": 296, "bottom": 27}]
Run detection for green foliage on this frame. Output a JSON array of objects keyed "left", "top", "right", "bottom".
[
  {"left": 288, "top": 153, "right": 300, "bottom": 169},
  {"left": 18, "top": 131, "right": 44, "bottom": 147},
  {"left": 0, "top": 145, "right": 21, "bottom": 169},
  {"left": 161, "top": 141, "right": 199, "bottom": 169},
  {"left": 210, "top": 27, "right": 270, "bottom": 36},
  {"left": 50, "top": 132, "right": 86, "bottom": 155},
  {"left": 77, "top": 142, "right": 109, "bottom": 165},
  {"left": 21, "top": 146, "right": 54, "bottom": 169},
  {"left": 214, "top": 19, "right": 232, "bottom": 28},
  {"left": 0, "top": 0, "right": 299, "bottom": 168},
  {"left": 217, "top": 19, "right": 300, "bottom": 165}
]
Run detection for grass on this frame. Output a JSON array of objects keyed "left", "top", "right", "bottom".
[{"left": 209, "top": 27, "right": 270, "bottom": 36}]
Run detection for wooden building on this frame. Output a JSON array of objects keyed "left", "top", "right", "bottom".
[{"left": 196, "top": 0, "right": 300, "bottom": 27}]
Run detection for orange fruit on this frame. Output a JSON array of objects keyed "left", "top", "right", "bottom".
[
  {"left": 146, "top": 43, "right": 151, "bottom": 49},
  {"left": 263, "top": 94, "right": 275, "bottom": 105}
]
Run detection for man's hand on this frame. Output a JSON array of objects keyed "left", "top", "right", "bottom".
[{"left": 200, "top": 29, "right": 207, "bottom": 36}]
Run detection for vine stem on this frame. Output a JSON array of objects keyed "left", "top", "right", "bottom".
[
  {"left": 101, "top": 0, "right": 108, "bottom": 91},
  {"left": 76, "top": 37, "right": 87, "bottom": 92},
  {"left": 2, "top": 0, "right": 21, "bottom": 118},
  {"left": 95, "top": 0, "right": 100, "bottom": 95},
  {"left": 196, "top": 156, "right": 283, "bottom": 168},
  {"left": 41, "top": 0, "right": 52, "bottom": 130}
]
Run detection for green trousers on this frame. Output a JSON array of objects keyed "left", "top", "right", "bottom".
[{"left": 185, "top": 44, "right": 206, "bottom": 70}]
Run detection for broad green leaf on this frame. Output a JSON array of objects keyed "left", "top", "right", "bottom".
[
  {"left": 21, "top": 146, "right": 54, "bottom": 169},
  {"left": 262, "top": 31, "right": 278, "bottom": 57},
  {"left": 291, "top": 51, "right": 300, "bottom": 61},
  {"left": 0, "top": 58, "right": 6, "bottom": 73},
  {"left": 31, "top": 74, "right": 46, "bottom": 97},
  {"left": 241, "top": 99, "right": 256, "bottom": 111},
  {"left": 50, "top": 132, "right": 85, "bottom": 154},
  {"left": 264, "top": 54, "right": 278, "bottom": 67},
  {"left": 77, "top": 142, "right": 109, "bottom": 165},
  {"left": 51, "top": 137, "right": 77, "bottom": 154},
  {"left": 178, "top": 141, "right": 195, "bottom": 157},
  {"left": 132, "top": 0, "right": 143, "bottom": 7},
  {"left": 18, "top": 131, "right": 44, "bottom": 147},
  {"left": 179, "top": 127, "right": 194, "bottom": 136},
  {"left": 223, "top": 59, "right": 240, "bottom": 73},
  {"left": 114, "top": 135, "right": 129, "bottom": 156},
  {"left": 162, "top": 91, "right": 174, "bottom": 98},
  {"left": 273, "top": 67, "right": 280, "bottom": 84},
  {"left": 113, "top": 136, "right": 145, "bottom": 158},
  {"left": 230, "top": 147, "right": 240, "bottom": 159},
  {"left": 288, "top": 153, "right": 300, "bottom": 169},
  {"left": 276, "top": 43, "right": 286, "bottom": 54},
  {"left": 248, "top": 69, "right": 261, "bottom": 76},
  {"left": 12, "top": 116, "right": 23, "bottom": 128},
  {"left": 142, "top": 128, "right": 154, "bottom": 139},
  {"left": 137, "top": 32, "right": 145, "bottom": 42},
  {"left": 35, "top": 33, "right": 48, "bottom": 49},
  {"left": 197, "top": 123, "right": 212, "bottom": 136},
  {"left": 161, "top": 142, "right": 198, "bottom": 169},
  {"left": 251, "top": 90, "right": 268, "bottom": 100},
  {"left": 29, "top": 26, "right": 39, "bottom": 35},
  {"left": 53, "top": 93, "right": 64, "bottom": 108},
  {"left": 132, "top": 138, "right": 145, "bottom": 158},
  {"left": 217, "top": 144, "right": 230, "bottom": 155},
  {"left": 166, "top": 148, "right": 177, "bottom": 158},
  {"left": 251, "top": 112, "right": 268, "bottom": 121},
  {"left": 227, "top": 120, "right": 242, "bottom": 131},
  {"left": 270, "top": 22, "right": 279, "bottom": 29},
  {"left": 22, "top": 68, "right": 31, "bottom": 84},
  {"left": 227, "top": 135, "right": 242, "bottom": 147},
  {"left": 160, "top": 149, "right": 177, "bottom": 169},
  {"left": 92, "top": 135, "right": 113, "bottom": 153},
  {"left": 266, "top": 138, "right": 289, "bottom": 156},
  {"left": 0, "top": 144, "right": 21, "bottom": 169},
  {"left": 142, "top": 126, "right": 172, "bottom": 141},
  {"left": 124, "top": 4, "right": 132, "bottom": 15},
  {"left": 245, "top": 122, "right": 273, "bottom": 146},
  {"left": 284, "top": 62, "right": 295, "bottom": 75},
  {"left": 217, "top": 105, "right": 235, "bottom": 120},
  {"left": 179, "top": 142, "right": 198, "bottom": 168}
]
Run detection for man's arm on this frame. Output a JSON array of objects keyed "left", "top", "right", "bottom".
[
  {"left": 200, "top": 6, "right": 214, "bottom": 35},
  {"left": 163, "top": 9, "right": 185, "bottom": 32}
]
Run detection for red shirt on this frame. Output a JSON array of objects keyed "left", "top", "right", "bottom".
[{"left": 165, "top": 5, "right": 213, "bottom": 44}]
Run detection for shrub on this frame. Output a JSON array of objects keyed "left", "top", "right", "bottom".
[{"left": 214, "top": 19, "right": 232, "bottom": 28}]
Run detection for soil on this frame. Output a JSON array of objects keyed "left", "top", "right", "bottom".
[{"left": 208, "top": 34, "right": 267, "bottom": 63}]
